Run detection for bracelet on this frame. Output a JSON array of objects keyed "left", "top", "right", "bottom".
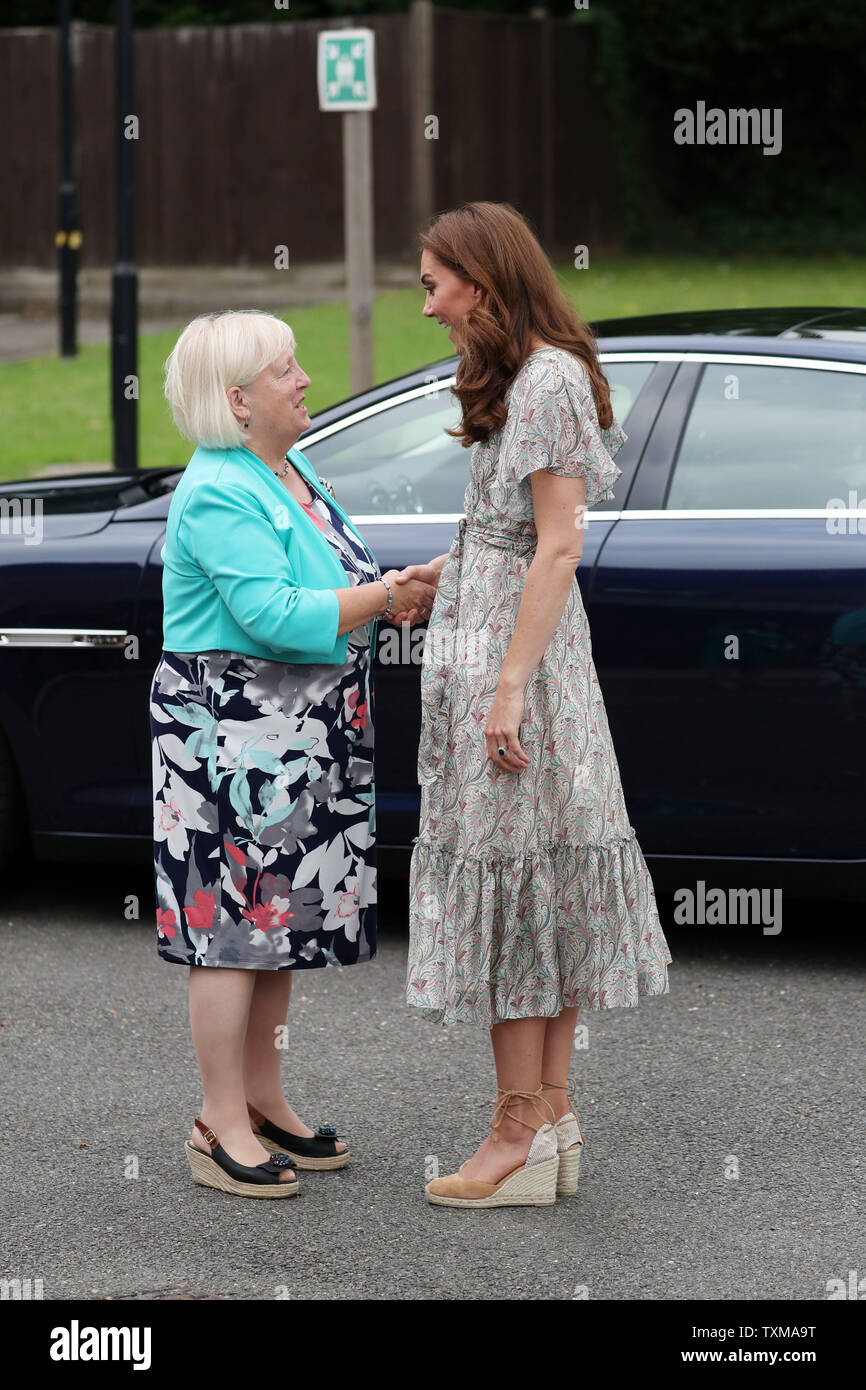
[{"left": 379, "top": 577, "right": 393, "bottom": 619}]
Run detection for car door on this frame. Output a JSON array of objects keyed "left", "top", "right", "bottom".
[
  {"left": 589, "top": 352, "right": 866, "bottom": 862},
  {"left": 0, "top": 477, "right": 162, "bottom": 852},
  {"left": 300, "top": 358, "right": 670, "bottom": 847}
]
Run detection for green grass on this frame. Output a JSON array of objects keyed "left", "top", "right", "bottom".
[{"left": 2, "top": 253, "right": 864, "bottom": 482}]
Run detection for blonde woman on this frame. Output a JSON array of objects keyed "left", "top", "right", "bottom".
[
  {"left": 398, "top": 203, "right": 673, "bottom": 1208},
  {"left": 151, "top": 310, "right": 435, "bottom": 1198}
]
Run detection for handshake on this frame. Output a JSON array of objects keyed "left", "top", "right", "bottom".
[{"left": 378, "top": 553, "right": 449, "bottom": 626}]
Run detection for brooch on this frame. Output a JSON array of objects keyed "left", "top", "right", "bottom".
[{"left": 319, "top": 476, "right": 337, "bottom": 499}]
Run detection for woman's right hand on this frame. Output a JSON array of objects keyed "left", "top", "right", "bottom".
[
  {"left": 380, "top": 570, "right": 437, "bottom": 624},
  {"left": 388, "top": 554, "right": 449, "bottom": 624}
]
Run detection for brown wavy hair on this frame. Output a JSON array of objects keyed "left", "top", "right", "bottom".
[{"left": 419, "top": 201, "right": 614, "bottom": 446}]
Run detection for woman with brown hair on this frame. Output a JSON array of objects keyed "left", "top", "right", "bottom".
[{"left": 396, "top": 202, "right": 672, "bottom": 1208}]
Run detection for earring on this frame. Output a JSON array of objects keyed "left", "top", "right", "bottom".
[{"left": 243, "top": 418, "right": 249, "bottom": 429}]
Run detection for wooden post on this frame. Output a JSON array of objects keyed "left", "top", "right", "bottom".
[
  {"left": 318, "top": 27, "right": 377, "bottom": 391},
  {"left": 409, "top": 0, "right": 435, "bottom": 244},
  {"left": 342, "top": 109, "right": 375, "bottom": 393}
]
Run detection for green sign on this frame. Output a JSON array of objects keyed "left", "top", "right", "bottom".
[{"left": 317, "top": 29, "right": 377, "bottom": 112}]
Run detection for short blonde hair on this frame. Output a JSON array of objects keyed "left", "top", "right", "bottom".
[{"left": 164, "top": 310, "right": 296, "bottom": 448}]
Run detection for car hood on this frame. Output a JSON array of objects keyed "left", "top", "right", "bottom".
[{"left": 0, "top": 471, "right": 169, "bottom": 539}]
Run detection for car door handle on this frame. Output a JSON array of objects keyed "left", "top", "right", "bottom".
[{"left": 0, "top": 628, "right": 130, "bottom": 648}]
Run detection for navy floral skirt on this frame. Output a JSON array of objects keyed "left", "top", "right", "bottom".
[{"left": 149, "top": 646, "right": 377, "bottom": 970}]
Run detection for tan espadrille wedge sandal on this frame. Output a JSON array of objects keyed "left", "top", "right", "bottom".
[
  {"left": 425, "top": 1086, "right": 559, "bottom": 1208},
  {"left": 185, "top": 1118, "right": 299, "bottom": 1198},
  {"left": 541, "top": 1077, "right": 586, "bottom": 1196}
]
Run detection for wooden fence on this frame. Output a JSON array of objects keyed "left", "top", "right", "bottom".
[{"left": 0, "top": 7, "right": 624, "bottom": 267}]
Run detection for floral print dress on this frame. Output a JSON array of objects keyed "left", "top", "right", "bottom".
[
  {"left": 149, "top": 488, "right": 380, "bottom": 971},
  {"left": 407, "top": 346, "right": 673, "bottom": 1026}
]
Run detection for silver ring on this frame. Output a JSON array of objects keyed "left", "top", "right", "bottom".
[{"left": 497, "top": 745, "right": 507, "bottom": 757}]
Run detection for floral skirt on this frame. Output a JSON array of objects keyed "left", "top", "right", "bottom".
[
  {"left": 149, "top": 649, "right": 377, "bottom": 970},
  {"left": 407, "top": 518, "right": 671, "bottom": 1027}
]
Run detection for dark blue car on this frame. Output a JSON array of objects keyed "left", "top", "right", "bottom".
[{"left": 2, "top": 307, "right": 865, "bottom": 900}]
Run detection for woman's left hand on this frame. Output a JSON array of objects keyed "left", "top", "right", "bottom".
[{"left": 485, "top": 684, "right": 530, "bottom": 774}]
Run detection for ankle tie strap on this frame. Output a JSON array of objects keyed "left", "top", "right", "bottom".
[
  {"left": 489, "top": 1086, "right": 556, "bottom": 1142},
  {"left": 541, "top": 1076, "right": 578, "bottom": 1111}
]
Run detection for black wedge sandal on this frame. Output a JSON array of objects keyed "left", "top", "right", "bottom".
[
  {"left": 185, "top": 1117, "right": 299, "bottom": 1198},
  {"left": 247, "top": 1101, "right": 350, "bottom": 1170}
]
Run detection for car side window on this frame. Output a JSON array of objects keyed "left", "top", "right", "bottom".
[
  {"left": 301, "top": 389, "right": 466, "bottom": 515},
  {"left": 666, "top": 362, "right": 866, "bottom": 509},
  {"left": 301, "top": 361, "right": 655, "bottom": 517},
  {"left": 602, "top": 361, "right": 655, "bottom": 434}
]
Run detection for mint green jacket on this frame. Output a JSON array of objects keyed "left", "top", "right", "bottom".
[{"left": 160, "top": 442, "right": 382, "bottom": 664}]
